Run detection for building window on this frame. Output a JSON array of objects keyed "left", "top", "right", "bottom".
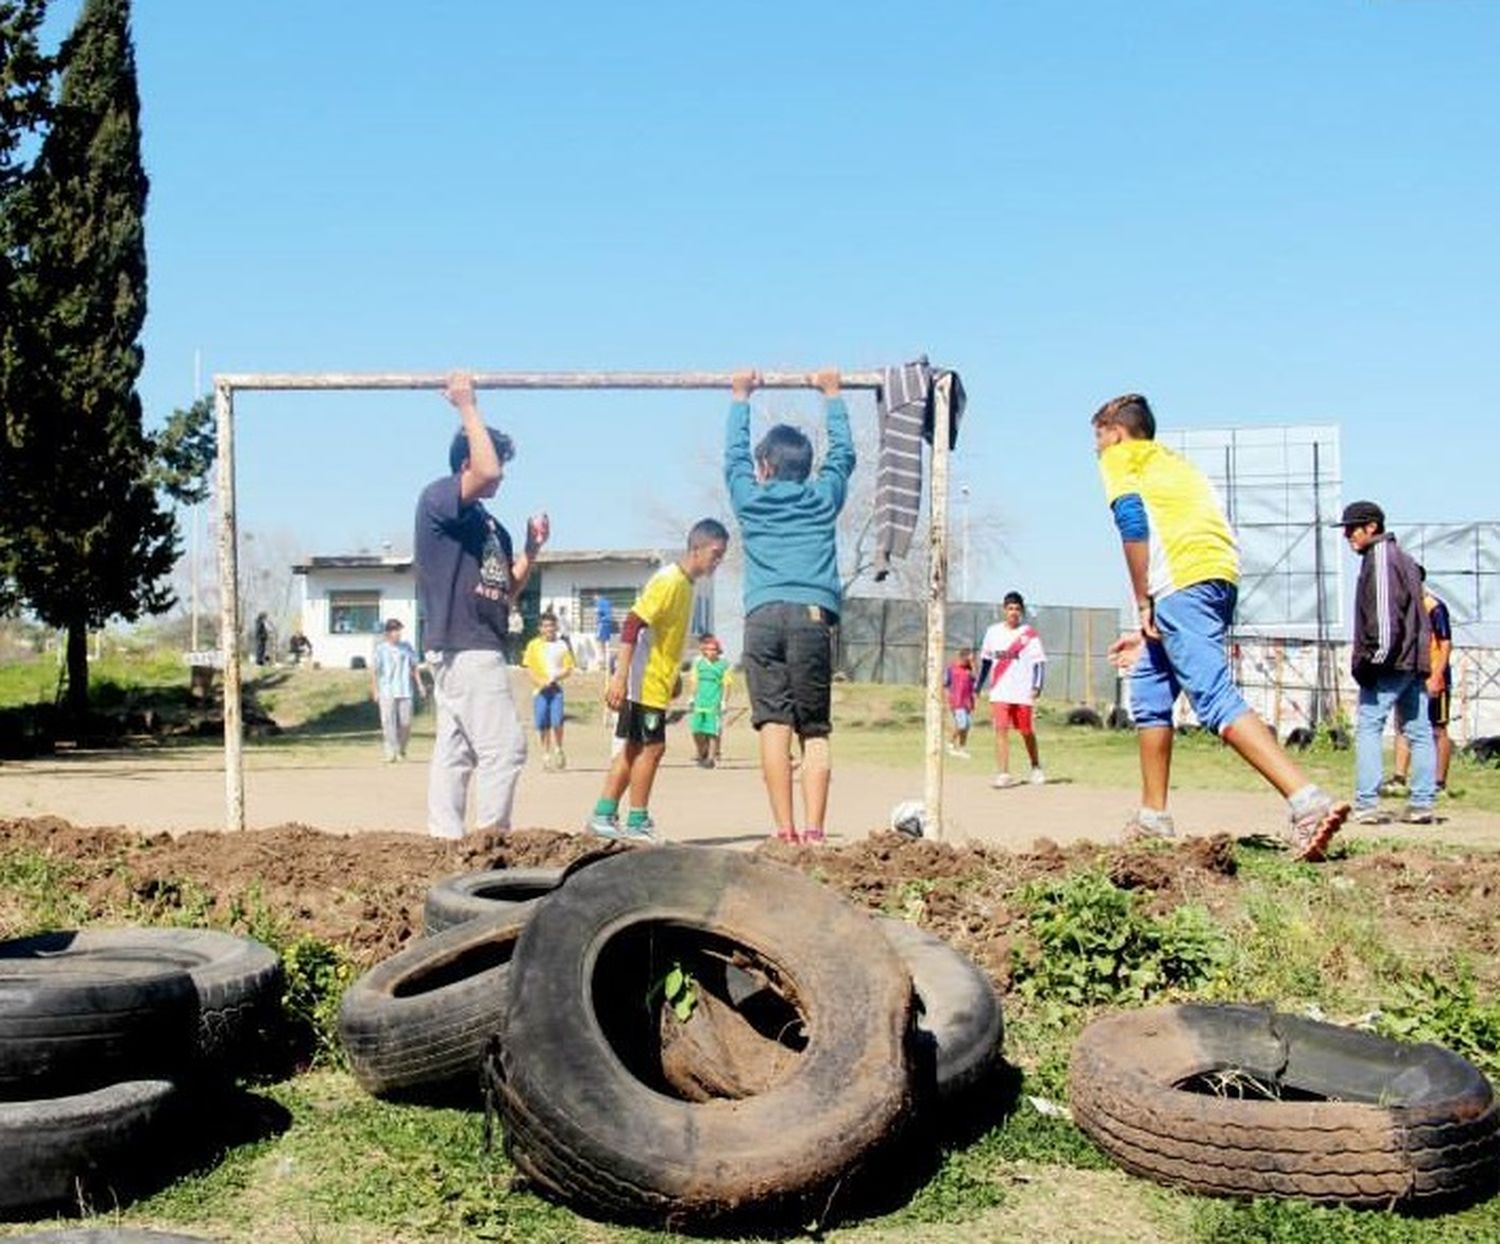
[{"left": 329, "top": 590, "right": 381, "bottom": 635}]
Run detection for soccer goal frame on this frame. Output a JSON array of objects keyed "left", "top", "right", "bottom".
[{"left": 212, "top": 369, "right": 957, "bottom": 838}]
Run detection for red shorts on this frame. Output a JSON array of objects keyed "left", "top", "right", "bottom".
[{"left": 990, "top": 701, "right": 1034, "bottom": 732}]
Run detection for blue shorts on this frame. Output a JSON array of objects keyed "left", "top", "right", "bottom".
[
  {"left": 533, "top": 686, "right": 565, "bottom": 730},
  {"left": 1129, "top": 580, "right": 1250, "bottom": 735},
  {"left": 951, "top": 707, "right": 972, "bottom": 731}
]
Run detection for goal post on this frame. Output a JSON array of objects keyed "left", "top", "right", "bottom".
[{"left": 212, "top": 369, "right": 953, "bottom": 839}]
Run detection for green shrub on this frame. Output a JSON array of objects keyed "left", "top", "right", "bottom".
[
  {"left": 1011, "top": 870, "right": 1228, "bottom": 1009},
  {"left": 1377, "top": 962, "right": 1500, "bottom": 1079},
  {"left": 280, "top": 935, "right": 357, "bottom": 1069}
]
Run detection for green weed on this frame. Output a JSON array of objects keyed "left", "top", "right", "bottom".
[
  {"left": 1377, "top": 962, "right": 1500, "bottom": 1079},
  {"left": 1010, "top": 871, "right": 1228, "bottom": 1008}
]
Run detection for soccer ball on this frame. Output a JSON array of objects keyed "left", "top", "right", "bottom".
[{"left": 889, "top": 800, "right": 927, "bottom": 839}]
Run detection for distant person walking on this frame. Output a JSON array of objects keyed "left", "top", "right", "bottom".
[
  {"left": 522, "top": 611, "right": 575, "bottom": 770},
  {"left": 253, "top": 612, "right": 271, "bottom": 666},
  {"left": 1389, "top": 564, "right": 1454, "bottom": 796},
  {"left": 1094, "top": 393, "right": 1349, "bottom": 860},
  {"left": 370, "top": 618, "right": 423, "bottom": 762},
  {"left": 725, "top": 368, "right": 854, "bottom": 846},
  {"left": 978, "top": 592, "right": 1047, "bottom": 786},
  {"left": 415, "top": 372, "right": 549, "bottom": 840},
  {"left": 1341, "top": 501, "right": 1437, "bottom": 824},
  {"left": 944, "top": 647, "right": 977, "bottom": 759}
]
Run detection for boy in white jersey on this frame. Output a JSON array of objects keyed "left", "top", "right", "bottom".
[{"left": 978, "top": 591, "right": 1046, "bottom": 787}]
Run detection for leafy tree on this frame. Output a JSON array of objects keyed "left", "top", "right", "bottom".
[
  {"left": 0, "top": 0, "right": 52, "bottom": 613},
  {"left": 2, "top": 0, "right": 176, "bottom": 716}
]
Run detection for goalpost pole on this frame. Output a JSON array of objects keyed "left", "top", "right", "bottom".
[{"left": 213, "top": 368, "right": 942, "bottom": 835}]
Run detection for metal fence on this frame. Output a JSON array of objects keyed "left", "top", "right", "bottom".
[{"left": 837, "top": 597, "right": 1122, "bottom": 704}]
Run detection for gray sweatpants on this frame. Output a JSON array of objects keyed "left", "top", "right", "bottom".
[
  {"left": 427, "top": 650, "right": 528, "bottom": 840},
  {"left": 377, "top": 694, "right": 413, "bottom": 760}
]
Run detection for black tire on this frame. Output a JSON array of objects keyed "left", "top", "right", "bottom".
[
  {"left": 1069, "top": 1003, "right": 1500, "bottom": 1208},
  {"left": 338, "top": 905, "right": 535, "bottom": 1099},
  {"left": 497, "top": 846, "right": 917, "bottom": 1226},
  {"left": 0, "top": 1080, "right": 179, "bottom": 1215},
  {"left": 1065, "top": 706, "right": 1103, "bottom": 728},
  {"left": 422, "top": 867, "right": 566, "bottom": 935},
  {"left": 0, "top": 928, "right": 282, "bottom": 1086},
  {"left": 0, "top": 936, "right": 198, "bottom": 1094},
  {"left": 876, "top": 918, "right": 1003, "bottom": 1100}
]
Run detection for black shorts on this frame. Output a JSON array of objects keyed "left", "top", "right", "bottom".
[
  {"left": 615, "top": 700, "right": 667, "bottom": 747},
  {"left": 1430, "top": 686, "right": 1451, "bottom": 729},
  {"left": 743, "top": 602, "right": 836, "bottom": 737}
]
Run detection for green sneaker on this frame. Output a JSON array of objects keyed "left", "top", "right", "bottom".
[{"left": 587, "top": 812, "right": 621, "bottom": 839}]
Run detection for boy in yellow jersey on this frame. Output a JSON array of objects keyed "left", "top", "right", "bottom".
[
  {"left": 587, "top": 520, "right": 730, "bottom": 840},
  {"left": 521, "top": 611, "right": 575, "bottom": 770},
  {"left": 1094, "top": 394, "right": 1349, "bottom": 862}
]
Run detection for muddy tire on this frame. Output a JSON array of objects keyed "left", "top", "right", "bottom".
[
  {"left": 876, "top": 918, "right": 1003, "bottom": 1099},
  {"left": 497, "top": 846, "right": 917, "bottom": 1226},
  {"left": 339, "top": 905, "right": 534, "bottom": 1098},
  {"left": 422, "top": 867, "right": 566, "bottom": 935},
  {"left": 1069, "top": 1003, "right": 1500, "bottom": 1208},
  {"left": 0, "top": 928, "right": 282, "bottom": 1086},
  {"left": 0, "top": 1080, "right": 179, "bottom": 1214}
]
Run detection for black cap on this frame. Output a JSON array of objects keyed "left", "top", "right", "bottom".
[{"left": 1336, "top": 500, "right": 1385, "bottom": 529}]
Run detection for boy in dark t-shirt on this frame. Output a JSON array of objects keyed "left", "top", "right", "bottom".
[{"left": 415, "top": 372, "right": 549, "bottom": 840}]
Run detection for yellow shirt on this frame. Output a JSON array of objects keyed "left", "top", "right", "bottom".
[
  {"left": 626, "top": 563, "right": 695, "bottom": 709},
  {"left": 1099, "top": 439, "right": 1238, "bottom": 599},
  {"left": 521, "top": 636, "right": 573, "bottom": 683}
]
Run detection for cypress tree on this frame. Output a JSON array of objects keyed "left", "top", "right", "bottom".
[
  {"left": 5, "top": 0, "right": 175, "bottom": 716},
  {"left": 1, "top": 0, "right": 51, "bottom": 612}
]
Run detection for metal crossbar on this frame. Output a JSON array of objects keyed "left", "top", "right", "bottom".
[{"left": 212, "top": 367, "right": 955, "bottom": 839}]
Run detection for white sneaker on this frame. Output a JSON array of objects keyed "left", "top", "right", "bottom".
[
  {"left": 954, "top": 748, "right": 971, "bottom": 759},
  {"left": 554, "top": 749, "right": 566, "bottom": 771},
  {"left": 1029, "top": 768, "right": 1047, "bottom": 785},
  {"left": 991, "top": 773, "right": 1019, "bottom": 789}
]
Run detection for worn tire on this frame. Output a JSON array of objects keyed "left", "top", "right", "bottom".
[
  {"left": 1069, "top": 1003, "right": 1500, "bottom": 1208},
  {"left": 0, "top": 1080, "right": 179, "bottom": 1214},
  {"left": 339, "top": 905, "right": 534, "bottom": 1098},
  {"left": 0, "top": 928, "right": 282, "bottom": 1086},
  {"left": 422, "top": 868, "right": 566, "bottom": 935},
  {"left": 876, "top": 918, "right": 1003, "bottom": 1099},
  {"left": 498, "top": 846, "right": 917, "bottom": 1226}
]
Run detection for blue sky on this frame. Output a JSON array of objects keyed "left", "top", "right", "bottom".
[{"left": 52, "top": 1, "right": 1500, "bottom": 609}]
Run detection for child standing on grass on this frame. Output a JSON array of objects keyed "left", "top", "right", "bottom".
[
  {"left": 586, "top": 520, "right": 730, "bottom": 840},
  {"left": 689, "top": 634, "right": 733, "bottom": 767},
  {"left": 944, "top": 647, "right": 976, "bottom": 758},
  {"left": 370, "top": 618, "right": 423, "bottom": 763},
  {"left": 725, "top": 368, "right": 854, "bottom": 845},
  {"left": 522, "top": 611, "right": 574, "bottom": 770},
  {"left": 979, "top": 592, "right": 1048, "bottom": 787}
]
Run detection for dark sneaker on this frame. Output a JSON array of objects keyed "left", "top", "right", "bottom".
[
  {"left": 1289, "top": 792, "right": 1351, "bottom": 862},
  {"left": 1378, "top": 774, "right": 1407, "bottom": 798}
]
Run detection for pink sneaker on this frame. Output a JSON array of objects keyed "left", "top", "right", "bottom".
[
  {"left": 774, "top": 827, "right": 802, "bottom": 845},
  {"left": 802, "top": 827, "right": 827, "bottom": 845}
]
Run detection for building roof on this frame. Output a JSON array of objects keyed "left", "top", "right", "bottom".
[{"left": 292, "top": 548, "right": 666, "bottom": 574}]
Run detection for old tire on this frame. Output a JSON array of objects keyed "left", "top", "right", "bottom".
[
  {"left": 0, "top": 928, "right": 282, "bottom": 1086},
  {"left": 497, "top": 846, "right": 917, "bottom": 1226},
  {"left": 0, "top": 1080, "right": 179, "bottom": 1214},
  {"left": 339, "top": 905, "right": 534, "bottom": 1099},
  {"left": 876, "top": 918, "right": 1003, "bottom": 1100},
  {"left": 1069, "top": 1003, "right": 1500, "bottom": 1208},
  {"left": 422, "top": 867, "right": 566, "bottom": 935}
]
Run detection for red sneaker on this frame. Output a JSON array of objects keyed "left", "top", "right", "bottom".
[
  {"left": 774, "top": 827, "right": 801, "bottom": 845},
  {"left": 802, "top": 827, "right": 827, "bottom": 845}
]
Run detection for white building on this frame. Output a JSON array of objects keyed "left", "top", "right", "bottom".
[{"left": 291, "top": 549, "right": 715, "bottom": 669}]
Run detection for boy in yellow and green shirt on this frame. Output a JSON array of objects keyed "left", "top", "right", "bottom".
[{"left": 587, "top": 520, "right": 730, "bottom": 840}]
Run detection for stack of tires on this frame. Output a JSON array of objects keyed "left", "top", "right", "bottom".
[
  {"left": 0, "top": 928, "right": 282, "bottom": 1217},
  {"left": 339, "top": 846, "right": 1006, "bottom": 1229}
]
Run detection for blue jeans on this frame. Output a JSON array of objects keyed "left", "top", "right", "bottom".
[
  {"left": 1130, "top": 581, "right": 1250, "bottom": 735},
  {"left": 1355, "top": 671, "right": 1435, "bottom": 811}
]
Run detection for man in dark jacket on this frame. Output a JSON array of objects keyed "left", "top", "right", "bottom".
[{"left": 1341, "top": 500, "right": 1436, "bottom": 824}]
